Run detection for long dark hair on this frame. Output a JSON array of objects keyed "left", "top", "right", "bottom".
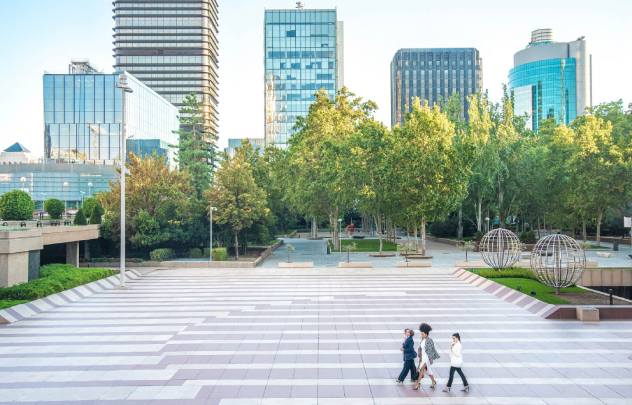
[
  {"left": 419, "top": 323, "right": 432, "bottom": 335},
  {"left": 452, "top": 333, "right": 461, "bottom": 341}
]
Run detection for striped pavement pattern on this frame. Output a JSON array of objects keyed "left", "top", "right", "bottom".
[{"left": 0, "top": 267, "right": 631, "bottom": 405}]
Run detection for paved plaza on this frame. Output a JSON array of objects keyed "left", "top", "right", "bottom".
[{"left": 1, "top": 267, "right": 632, "bottom": 404}]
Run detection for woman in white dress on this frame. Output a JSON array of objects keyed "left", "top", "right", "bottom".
[{"left": 413, "top": 323, "right": 439, "bottom": 390}]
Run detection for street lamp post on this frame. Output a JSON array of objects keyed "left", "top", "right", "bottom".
[
  {"left": 115, "top": 74, "right": 133, "bottom": 288},
  {"left": 63, "top": 182, "right": 69, "bottom": 219},
  {"left": 80, "top": 191, "right": 85, "bottom": 207},
  {"left": 20, "top": 177, "right": 26, "bottom": 192},
  {"left": 338, "top": 218, "right": 343, "bottom": 254},
  {"left": 88, "top": 182, "right": 93, "bottom": 197},
  {"left": 485, "top": 217, "right": 490, "bottom": 233},
  {"left": 209, "top": 207, "right": 216, "bottom": 261}
]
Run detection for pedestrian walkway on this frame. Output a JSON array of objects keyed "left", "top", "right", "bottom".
[{"left": 0, "top": 267, "right": 631, "bottom": 404}]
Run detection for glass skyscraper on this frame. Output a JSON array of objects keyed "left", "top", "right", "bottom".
[
  {"left": 264, "top": 8, "right": 344, "bottom": 147},
  {"left": 43, "top": 59, "right": 179, "bottom": 165},
  {"left": 508, "top": 29, "right": 591, "bottom": 132},
  {"left": 390, "top": 48, "right": 483, "bottom": 128},
  {"left": 112, "top": 0, "right": 219, "bottom": 141}
]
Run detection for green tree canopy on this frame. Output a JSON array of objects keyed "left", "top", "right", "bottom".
[
  {"left": 0, "top": 190, "right": 34, "bottom": 221},
  {"left": 44, "top": 198, "right": 65, "bottom": 220}
]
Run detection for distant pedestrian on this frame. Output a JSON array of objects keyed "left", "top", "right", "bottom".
[
  {"left": 443, "top": 333, "right": 469, "bottom": 392},
  {"left": 396, "top": 328, "right": 418, "bottom": 383},
  {"left": 413, "top": 323, "right": 439, "bottom": 390}
]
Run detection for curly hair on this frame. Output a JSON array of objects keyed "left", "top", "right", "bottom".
[
  {"left": 419, "top": 323, "right": 432, "bottom": 335},
  {"left": 405, "top": 328, "right": 415, "bottom": 337}
]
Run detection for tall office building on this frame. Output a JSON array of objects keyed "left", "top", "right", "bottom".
[
  {"left": 509, "top": 29, "right": 591, "bottom": 132},
  {"left": 390, "top": 48, "right": 483, "bottom": 128},
  {"left": 112, "top": 0, "right": 219, "bottom": 141},
  {"left": 264, "top": 7, "right": 344, "bottom": 147},
  {"left": 44, "top": 59, "right": 179, "bottom": 165}
]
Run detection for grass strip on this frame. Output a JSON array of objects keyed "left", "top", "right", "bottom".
[
  {"left": 328, "top": 238, "right": 399, "bottom": 252},
  {"left": 487, "top": 278, "right": 585, "bottom": 305}
]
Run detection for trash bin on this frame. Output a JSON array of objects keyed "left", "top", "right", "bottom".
[
  {"left": 326, "top": 244, "right": 331, "bottom": 254},
  {"left": 613, "top": 241, "right": 619, "bottom": 251}
]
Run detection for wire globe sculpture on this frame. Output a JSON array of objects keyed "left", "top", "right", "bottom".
[
  {"left": 530, "top": 234, "right": 586, "bottom": 293},
  {"left": 479, "top": 228, "right": 521, "bottom": 269}
]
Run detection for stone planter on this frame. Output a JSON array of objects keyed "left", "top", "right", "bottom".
[
  {"left": 368, "top": 253, "right": 396, "bottom": 257},
  {"left": 396, "top": 261, "right": 431, "bottom": 267},
  {"left": 339, "top": 262, "right": 373, "bottom": 268},
  {"left": 455, "top": 261, "right": 485, "bottom": 268},
  {"left": 279, "top": 262, "right": 313, "bottom": 268},
  {"left": 596, "top": 252, "right": 614, "bottom": 258}
]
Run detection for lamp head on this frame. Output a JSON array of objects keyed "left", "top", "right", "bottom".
[
  {"left": 63, "top": 182, "right": 69, "bottom": 187},
  {"left": 88, "top": 182, "right": 93, "bottom": 187},
  {"left": 20, "top": 177, "right": 26, "bottom": 182}
]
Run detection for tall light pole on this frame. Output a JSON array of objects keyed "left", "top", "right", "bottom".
[
  {"left": 485, "top": 217, "right": 490, "bottom": 233},
  {"left": 63, "top": 182, "right": 69, "bottom": 218},
  {"left": 80, "top": 191, "right": 85, "bottom": 207},
  {"left": 338, "top": 218, "right": 343, "bottom": 254},
  {"left": 209, "top": 207, "right": 216, "bottom": 261},
  {"left": 20, "top": 177, "right": 26, "bottom": 192},
  {"left": 115, "top": 74, "right": 133, "bottom": 288},
  {"left": 88, "top": 182, "right": 93, "bottom": 197}
]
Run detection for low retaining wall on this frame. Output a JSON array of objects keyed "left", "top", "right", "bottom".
[
  {"left": 278, "top": 230, "right": 298, "bottom": 238},
  {"left": 279, "top": 262, "right": 313, "bottom": 268},
  {"left": 80, "top": 240, "right": 285, "bottom": 269},
  {"left": 396, "top": 261, "right": 431, "bottom": 267},
  {"left": 545, "top": 306, "right": 632, "bottom": 320},
  {"left": 578, "top": 268, "right": 632, "bottom": 287},
  {"left": 0, "top": 269, "right": 143, "bottom": 324},
  {"left": 339, "top": 262, "right": 373, "bottom": 268}
]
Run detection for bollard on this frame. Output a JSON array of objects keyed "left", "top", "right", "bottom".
[
  {"left": 37, "top": 221, "right": 42, "bottom": 228},
  {"left": 20, "top": 222, "right": 26, "bottom": 228},
  {"left": 613, "top": 241, "right": 619, "bottom": 251},
  {"left": 2, "top": 222, "right": 7, "bottom": 226},
  {"left": 609, "top": 289, "right": 613, "bottom": 305}
]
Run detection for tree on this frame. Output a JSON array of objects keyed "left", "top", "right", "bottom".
[
  {"left": 0, "top": 190, "right": 34, "bottom": 221},
  {"left": 392, "top": 98, "right": 479, "bottom": 255},
  {"left": 73, "top": 208, "right": 87, "bottom": 225},
  {"left": 286, "top": 243, "right": 294, "bottom": 263},
  {"left": 284, "top": 87, "right": 377, "bottom": 249},
  {"left": 82, "top": 197, "right": 104, "bottom": 220},
  {"left": 89, "top": 203, "right": 103, "bottom": 224},
  {"left": 171, "top": 93, "right": 215, "bottom": 199},
  {"left": 44, "top": 198, "right": 65, "bottom": 220},
  {"left": 206, "top": 153, "right": 269, "bottom": 259},
  {"left": 98, "top": 152, "right": 193, "bottom": 253}
]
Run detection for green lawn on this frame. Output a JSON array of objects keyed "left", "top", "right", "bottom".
[
  {"left": 328, "top": 238, "right": 399, "bottom": 252},
  {"left": 488, "top": 278, "right": 585, "bottom": 305},
  {"left": 268, "top": 239, "right": 280, "bottom": 245},
  {"left": 0, "top": 300, "right": 27, "bottom": 310}
]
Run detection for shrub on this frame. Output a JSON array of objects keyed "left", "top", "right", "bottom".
[
  {"left": 429, "top": 219, "right": 457, "bottom": 238},
  {"left": 82, "top": 197, "right": 104, "bottom": 220},
  {"left": 149, "top": 248, "right": 175, "bottom": 261},
  {"left": 457, "top": 240, "right": 476, "bottom": 261},
  {"left": 580, "top": 241, "right": 592, "bottom": 251},
  {"left": 0, "top": 264, "right": 115, "bottom": 301},
  {"left": 89, "top": 204, "right": 103, "bottom": 224},
  {"left": 0, "top": 190, "right": 35, "bottom": 221},
  {"left": 519, "top": 229, "right": 536, "bottom": 244},
  {"left": 131, "top": 258, "right": 146, "bottom": 263},
  {"left": 73, "top": 209, "right": 87, "bottom": 225},
  {"left": 212, "top": 247, "right": 228, "bottom": 261},
  {"left": 44, "top": 198, "right": 65, "bottom": 219},
  {"left": 474, "top": 231, "right": 484, "bottom": 243},
  {"left": 479, "top": 267, "right": 537, "bottom": 280},
  {"left": 189, "top": 248, "right": 203, "bottom": 258}
]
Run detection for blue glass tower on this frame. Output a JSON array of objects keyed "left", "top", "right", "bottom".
[
  {"left": 43, "top": 59, "right": 179, "bottom": 165},
  {"left": 264, "top": 8, "right": 344, "bottom": 147},
  {"left": 508, "top": 29, "right": 591, "bottom": 132}
]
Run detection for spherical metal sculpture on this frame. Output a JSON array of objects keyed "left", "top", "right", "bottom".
[
  {"left": 479, "top": 228, "right": 521, "bottom": 269},
  {"left": 530, "top": 234, "right": 586, "bottom": 293}
]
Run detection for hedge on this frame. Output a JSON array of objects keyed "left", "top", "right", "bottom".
[
  {"left": 149, "top": 248, "right": 175, "bottom": 261},
  {"left": 0, "top": 264, "right": 115, "bottom": 301},
  {"left": 189, "top": 248, "right": 203, "bottom": 258},
  {"left": 478, "top": 267, "right": 537, "bottom": 280},
  {"left": 204, "top": 247, "right": 228, "bottom": 261}
]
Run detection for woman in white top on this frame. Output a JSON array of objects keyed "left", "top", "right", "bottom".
[{"left": 443, "top": 333, "right": 469, "bottom": 392}]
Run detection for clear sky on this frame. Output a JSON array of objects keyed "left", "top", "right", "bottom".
[{"left": 1, "top": 0, "right": 630, "bottom": 157}]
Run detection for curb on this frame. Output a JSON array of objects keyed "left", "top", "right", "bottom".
[
  {"left": 451, "top": 268, "right": 559, "bottom": 318},
  {"left": 0, "top": 269, "right": 143, "bottom": 325}
]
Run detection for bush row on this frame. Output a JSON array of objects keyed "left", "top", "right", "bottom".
[
  {"left": 0, "top": 264, "right": 115, "bottom": 301},
  {"left": 478, "top": 267, "right": 537, "bottom": 280}
]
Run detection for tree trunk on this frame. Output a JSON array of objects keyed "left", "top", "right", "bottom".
[
  {"left": 476, "top": 199, "right": 483, "bottom": 232},
  {"left": 312, "top": 216, "right": 317, "bottom": 238},
  {"left": 234, "top": 232, "right": 239, "bottom": 260},
  {"left": 556, "top": 287, "right": 561, "bottom": 295},
  {"left": 596, "top": 208, "right": 603, "bottom": 247},
  {"left": 413, "top": 218, "right": 419, "bottom": 252},
  {"left": 458, "top": 206, "right": 463, "bottom": 239},
  {"left": 407, "top": 227, "right": 410, "bottom": 244},
  {"left": 582, "top": 221, "right": 587, "bottom": 242},
  {"left": 421, "top": 217, "right": 427, "bottom": 256},
  {"left": 537, "top": 216, "right": 541, "bottom": 239},
  {"left": 374, "top": 211, "right": 383, "bottom": 255}
]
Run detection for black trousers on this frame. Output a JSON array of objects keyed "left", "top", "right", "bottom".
[
  {"left": 446, "top": 366, "right": 468, "bottom": 387},
  {"left": 398, "top": 359, "right": 419, "bottom": 381}
]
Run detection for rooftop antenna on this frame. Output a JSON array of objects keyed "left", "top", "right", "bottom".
[{"left": 296, "top": 2, "right": 305, "bottom": 9}]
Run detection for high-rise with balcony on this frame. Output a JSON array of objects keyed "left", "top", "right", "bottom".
[
  {"left": 112, "top": 1, "right": 219, "bottom": 141},
  {"left": 390, "top": 48, "right": 483, "bottom": 128},
  {"left": 264, "top": 8, "right": 344, "bottom": 147},
  {"left": 508, "top": 29, "right": 591, "bottom": 132}
]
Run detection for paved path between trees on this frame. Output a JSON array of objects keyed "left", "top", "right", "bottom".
[
  {"left": 259, "top": 238, "right": 632, "bottom": 268},
  {"left": 0, "top": 267, "right": 631, "bottom": 404}
]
